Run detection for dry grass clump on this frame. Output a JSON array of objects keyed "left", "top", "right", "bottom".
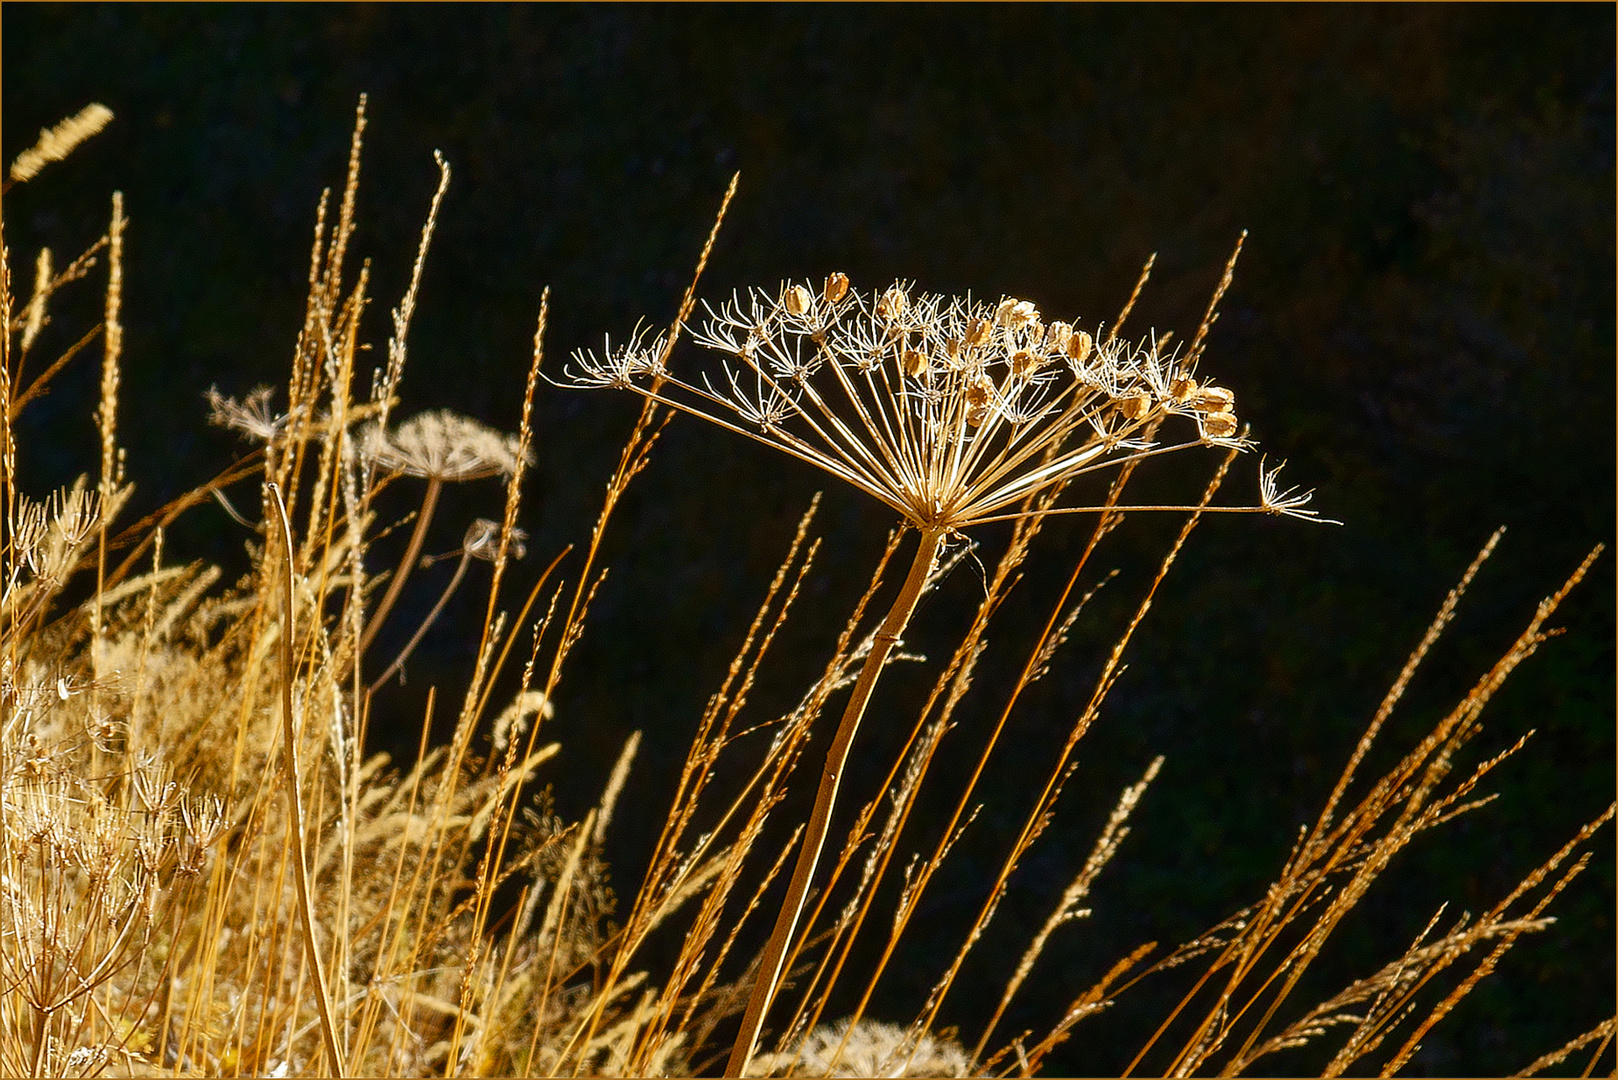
[
  {"left": 1, "top": 99, "right": 1609, "bottom": 1080},
  {"left": 0, "top": 100, "right": 711, "bottom": 1078}
]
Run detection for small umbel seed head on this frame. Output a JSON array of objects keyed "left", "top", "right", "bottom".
[
  {"left": 1202, "top": 410, "right": 1239, "bottom": 438},
  {"left": 1010, "top": 349, "right": 1040, "bottom": 378},
  {"left": 901, "top": 347, "right": 929, "bottom": 378},
  {"left": 783, "top": 284, "right": 812, "bottom": 316},
  {"left": 824, "top": 271, "right": 850, "bottom": 304},
  {"left": 1066, "top": 329, "right": 1094, "bottom": 364},
  {"left": 964, "top": 316, "right": 992, "bottom": 347}
]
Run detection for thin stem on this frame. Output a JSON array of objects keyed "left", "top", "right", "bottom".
[
  {"left": 725, "top": 525, "right": 946, "bottom": 1078},
  {"left": 267, "top": 483, "right": 346, "bottom": 1078},
  {"left": 358, "top": 474, "right": 441, "bottom": 655},
  {"left": 368, "top": 548, "right": 471, "bottom": 694}
]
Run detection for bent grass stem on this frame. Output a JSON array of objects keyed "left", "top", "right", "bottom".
[{"left": 725, "top": 525, "right": 946, "bottom": 1077}]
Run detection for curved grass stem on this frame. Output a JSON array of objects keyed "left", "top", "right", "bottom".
[
  {"left": 725, "top": 525, "right": 946, "bottom": 1078},
  {"left": 268, "top": 482, "right": 346, "bottom": 1078}
]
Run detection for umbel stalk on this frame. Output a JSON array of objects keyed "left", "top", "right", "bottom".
[{"left": 726, "top": 526, "right": 946, "bottom": 1077}]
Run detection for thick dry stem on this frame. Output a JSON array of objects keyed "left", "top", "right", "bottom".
[{"left": 725, "top": 526, "right": 946, "bottom": 1077}]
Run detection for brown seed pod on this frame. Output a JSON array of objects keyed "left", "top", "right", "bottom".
[
  {"left": 1170, "top": 374, "right": 1198, "bottom": 403},
  {"left": 1067, "top": 329, "right": 1094, "bottom": 364},
  {"left": 1010, "top": 349, "right": 1039, "bottom": 378},
  {"left": 1119, "top": 392, "right": 1152, "bottom": 420},
  {"left": 783, "top": 284, "right": 812, "bottom": 316},
  {"left": 1202, "top": 410, "right": 1239, "bottom": 437},
  {"left": 1046, "top": 321, "right": 1073, "bottom": 354},
  {"left": 1193, "top": 385, "right": 1235, "bottom": 412},
  {"left": 901, "top": 348, "right": 929, "bottom": 378},
  {"left": 823, "top": 271, "right": 850, "bottom": 304},
  {"left": 877, "top": 284, "right": 909, "bottom": 321},
  {"left": 964, "top": 317, "right": 992, "bottom": 347}
]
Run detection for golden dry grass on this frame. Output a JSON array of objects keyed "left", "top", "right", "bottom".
[{"left": 0, "top": 99, "right": 1609, "bottom": 1079}]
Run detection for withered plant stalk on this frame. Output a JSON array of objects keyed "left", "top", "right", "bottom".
[
  {"left": 267, "top": 482, "right": 345, "bottom": 1078},
  {"left": 725, "top": 525, "right": 946, "bottom": 1076}
]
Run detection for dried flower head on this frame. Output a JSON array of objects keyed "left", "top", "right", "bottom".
[
  {"left": 462, "top": 517, "right": 527, "bottom": 562},
  {"left": 365, "top": 409, "right": 530, "bottom": 482},
  {"left": 746, "top": 1018, "right": 970, "bottom": 1077},
  {"left": 569, "top": 279, "right": 1255, "bottom": 529},
  {"left": 10, "top": 479, "right": 105, "bottom": 585},
  {"left": 207, "top": 385, "right": 302, "bottom": 443}
]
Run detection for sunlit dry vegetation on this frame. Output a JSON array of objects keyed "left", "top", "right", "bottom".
[{"left": 1, "top": 100, "right": 1609, "bottom": 1078}]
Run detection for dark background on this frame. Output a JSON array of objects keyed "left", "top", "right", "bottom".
[{"left": 5, "top": 5, "right": 1613, "bottom": 1076}]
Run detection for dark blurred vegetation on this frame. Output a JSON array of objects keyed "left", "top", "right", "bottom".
[{"left": 5, "top": 5, "right": 1612, "bottom": 1075}]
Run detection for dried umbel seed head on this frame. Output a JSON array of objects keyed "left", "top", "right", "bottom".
[
  {"left": 877, "top": 284, "right": 909, "bottom": 321},
  {"left": 1119, "top": 391, "right": 1153, "bottom": 420},
  {"left": 783, "top": 284, "right": 812, "bottom": 316},
  {"left": 1067, "top": 328, "right": 1094, "bottom": 364},
  {"left": 824, "top": 271, "right": 850, "bottom": 304},
  {"left": 571, "top": 276, "right": 1315, "bottom": 529},
  {"left": 368, "top": 409, "right": 531, "bottom": 482},
  {"left": 1192, "top": 385, "right": 1236, "bottom": 413},
  {"left": 1202, "top": 410, "right": 1239, "bottom": 438},
  {"left": 995, "top": 298, "right": 1039, "bottom": 329},
  {"left": 464, "top": 517, "right": 528, "bottom": 562}
]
